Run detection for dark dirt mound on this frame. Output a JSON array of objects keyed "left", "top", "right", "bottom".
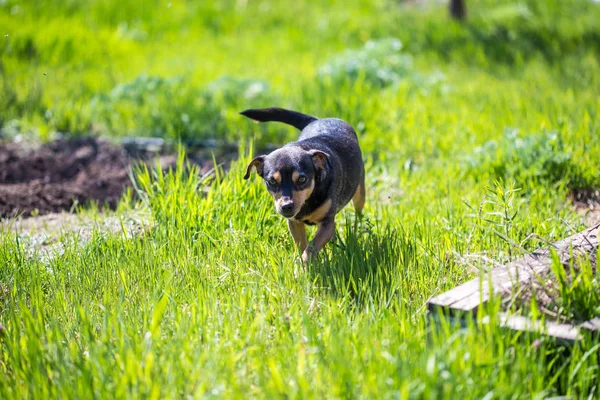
[
  {"left": 570, "top": 188, "right": 600, "bottom": 210},
  {"left": 0, "top": 137, "right": 235, "bottom": 218},
  {"left": 0, "top": 138, "right": 134, "bottom": 217},
  {"left": 569, "top": 188, "right": 600, "bottom": 227}
]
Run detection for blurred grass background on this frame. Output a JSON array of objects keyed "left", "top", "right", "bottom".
[
  {"left": 1, "top": 0, "right": 599, "bottom": 144},
  {"left": 2, "top": 0, "right": 599, "bottom": 191}
]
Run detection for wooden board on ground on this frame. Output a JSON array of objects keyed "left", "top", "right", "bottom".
[
  {"left": 427, "top": 223, "right": 599, "bottom": 343},
  {"left": 496, "top": 312, "right": 583, "bottom": 343},
  {"left": 429, "top": 224, "right": 599, "bottom": 315}
]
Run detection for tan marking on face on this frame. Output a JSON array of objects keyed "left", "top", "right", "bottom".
[
  {"left": 268, "top": 176, "right": 282, "bottom": 207},
  {"left": 292, "top": 171, "right": 300, "bottom": 182},
  {"left": 272, "top": 171, "right": 281, "bottom": 183},
  {"left": 302, "top": 199, "right": 332, "bottom": 224},
  {"left": 292, "top": 180, "right": 314, "bottom": 211}
]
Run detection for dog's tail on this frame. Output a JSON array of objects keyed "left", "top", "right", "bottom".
[{"left": 240, "top": 107, "right": 317, "bottom": 131}]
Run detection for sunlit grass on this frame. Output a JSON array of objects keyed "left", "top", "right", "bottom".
[{"left": 1, "top": 147, "right": 598, "bottom": 398}]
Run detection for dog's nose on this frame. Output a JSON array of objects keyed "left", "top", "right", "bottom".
[{"left": 281, "top": 201, "right": 294, "bottom": 214}]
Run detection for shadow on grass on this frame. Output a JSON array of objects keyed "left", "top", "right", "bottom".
[{"left": 307, "top": 216, "right": 418, "bottom": 309}]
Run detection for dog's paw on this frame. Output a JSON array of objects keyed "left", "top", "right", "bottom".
[
  {"left": 302, "top": 247, "right": 317, "bottom": 264},
  {"left": 301, "top": 251, "right": 311, "bottom": 264}
]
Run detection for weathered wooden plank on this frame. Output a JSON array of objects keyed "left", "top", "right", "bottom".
[
  {"left": 428, "top": 223, "right": 599, "bottom": 315},
  {"left": 497, "top": 312, "right": 582, "bottom": 343},
  {"left": 581, "top": 317, "right": 600, "bottom": 333}
]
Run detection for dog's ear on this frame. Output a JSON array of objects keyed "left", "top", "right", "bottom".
[
  {"left": 308, "top": 150, "right": 330, "bottom": 170},
  {"left": 244, "top": 156, "right": 265, "bottom": 179}
]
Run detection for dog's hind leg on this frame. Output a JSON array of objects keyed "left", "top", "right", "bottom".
[{"left": 352, "top": 170, "right": 365, "bottom": 215}]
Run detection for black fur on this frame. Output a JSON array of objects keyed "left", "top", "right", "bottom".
[
  {"left": 240, "top": 107, "right": 318, "bottom": 131},
  {"left": 242, "top": 108, "right": 363, "bottom": 225}
]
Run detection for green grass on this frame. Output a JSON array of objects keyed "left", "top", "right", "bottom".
[
  {"left": 2, "top": 0, "right": 600, "bottom": 398},
  {"left": 546, "top": 253, "right": 600, "bottom": 323}
]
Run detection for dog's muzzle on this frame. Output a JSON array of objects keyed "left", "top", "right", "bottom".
[{"left": 279, "top": 201, "right": 295, "bottom": 218}]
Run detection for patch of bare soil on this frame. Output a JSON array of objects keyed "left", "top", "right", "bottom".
[
  {"left": 0, "top": 138, "right": 132, "bottom": 218},
  {"left": 2, "top": 210, "right": 150, "bottom": 263},
  {"left": 0, "top": 137, "right": 239, "bottom": 218}
]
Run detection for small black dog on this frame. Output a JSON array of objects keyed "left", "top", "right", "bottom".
[{"left": 242, "top": 107, "right": 365, "bottom": 263}]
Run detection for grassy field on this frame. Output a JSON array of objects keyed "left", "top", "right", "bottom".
[{"left": 1, "top": 0, "right": 600, "bottom": 398}]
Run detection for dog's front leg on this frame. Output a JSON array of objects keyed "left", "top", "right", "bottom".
[
  {"left": 302, "top": 218, "right": 335, "bottom": 263},
  {"left": 288, "top": 219, "right": 308, "bottom": 254}
]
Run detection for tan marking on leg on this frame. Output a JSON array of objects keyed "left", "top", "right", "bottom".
[
  {"left": 302, "top": 199, "right": 332, "bottom": 225},
  {"left": 352, "top": 173, "right": 365, "bottom": 213},
  {"left": 302, "top": 219, "right": 335, "bottom": 263},
  {"left": 288, "top": 219, "right": 307, "bottom": 252}
]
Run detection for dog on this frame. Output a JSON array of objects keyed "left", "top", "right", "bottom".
[{"left": 241, "top": 107, "right": 365, "bottom": 263}]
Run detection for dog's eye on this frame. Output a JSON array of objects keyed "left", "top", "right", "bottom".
[
  {"left": 267, "top": 178, "right": 278, "bottom": 186},
  {"left": 297, "top": 175, "right": 307, "bottom": 184}
]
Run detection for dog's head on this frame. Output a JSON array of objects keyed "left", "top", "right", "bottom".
[{"left": 244, "top": 146, "right": 329, "bottom": 218}]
